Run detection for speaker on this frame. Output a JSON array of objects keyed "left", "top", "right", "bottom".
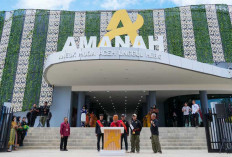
[{"left": 215, "top": 104, "right": 226, "bottom": 118}]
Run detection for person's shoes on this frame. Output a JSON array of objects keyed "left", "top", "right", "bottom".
[
  {"left": 97, "top": 150, "right": 100, "bottom": 152},
  {"left": 136, "top": 151, "right": 140, "bottom": 153},
  {"left": 130, "top": 151, "right": 135, "bottom": 153},
  {"left": 154, "top": 152, "right": 157, "bottom": 153},
  {"left": 64, "top": 149, "right": 68, "bottom": 151},
  {"left": 60, "top": 149, "right": 64, "bottom": 151},
  {"left": 158, "top": 151, "right": 162, "bottom": 154}
]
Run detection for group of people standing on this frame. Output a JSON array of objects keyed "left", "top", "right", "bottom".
[
  {"left": 143, "top": 105, "right": 159, "bottom": 127},
  {"left": 59, "top": 111, "right": 162, "bottom": 154},
  {"left": 182, "top": 100, "right": 201, "bottom": 127},
  {"left": 27, "top": 102, "right": 52, "bottom": 127},
  {"left": 7, "top": 116, "right": 29, "bottom": 152},
  {"left": 80, "top": 106, "right": 97, "bottom": 127},
  {"left": 95, "top": 112, "right": 162, "bottom": 153}
]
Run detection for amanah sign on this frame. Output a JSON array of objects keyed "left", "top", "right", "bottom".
[{"left": 62, "top": 9, "right": 164, "bottom": 52}]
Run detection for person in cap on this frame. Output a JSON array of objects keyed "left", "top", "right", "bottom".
[
  {"left": 119, "top": 114, "right": 130, "bottom": 152},
  {"left": 95, "top": 114, "right": 107, "bottom": 152},
  {"left": 110, "top": 114, "right": 121, "bottom": 127},
  {"left": 150, "top": 113, "right": 162, "bottom": 154},
  {"left": 130, "top": 114, "right": 142, "bottom": 153}
]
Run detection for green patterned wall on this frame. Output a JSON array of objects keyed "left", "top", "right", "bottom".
[
  {"left": 191, "top": 5, "right": 213, "bottom": 63},
  {"left": 57, "top": 11, "right": 75, "bottom": 51},
  {"left": 139, "top": 10, "right": 154, "bottom": 48},
  {"left": 0, "top": 11, "right": 5, "bottom": 43},
  {"left": 22, "top": 10, "right": 49, "bottom": 110},
  {"left": 85, "top": 11, "right": 100, "bottom": 44},
  {"left": 0, "top": 10, "right": 25, "bottom": 105},
  {"left": 165, "top": 7, "right": 184, "bottom": 57},
  {"left": 216, "top": 4, "right": 232, "bottom": 62}
]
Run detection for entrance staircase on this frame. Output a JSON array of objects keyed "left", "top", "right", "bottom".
[{"left": 23, "top": 127, "right": 207, "bottom": 150}]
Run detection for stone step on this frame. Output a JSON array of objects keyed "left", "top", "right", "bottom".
[
  {"left": 23, "top": 142, "right": 206, "bottom": 147},
  {"left": 24, "top": 139, "right": 206, "bottom": 143},
  {"left": 22, "top": 127, "right": 207, "bottom": 150},
  {"left": 21, "top": 146, "right": 207, "bottom": 150}
]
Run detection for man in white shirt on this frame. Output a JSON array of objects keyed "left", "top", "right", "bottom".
[
  {"left": 191, "top": 100, "right": 200, "bottom": 127},
  {"left": 182, "top": 102, "right": 191, "bottom": 127}
]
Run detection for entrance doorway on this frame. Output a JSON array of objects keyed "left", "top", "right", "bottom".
[{"left": 71, "top": 91, "right": 148, "bottom": 127}]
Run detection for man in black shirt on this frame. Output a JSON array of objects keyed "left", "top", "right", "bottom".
[
  {"left": 130, "top": 114, "right": 142, "bottom": 153},
  {"left": 120, "top": 114, "right": 130, "bottom": 152},
  {"left": 95, "top": 114, "right": 107, "bottom": 152},
  {"left": 150, "top": 113, "right": 162, "bottom": 153},
  {"left": 40, "top": 102, "right": 50, "bottom": 127},
  {"left": 30, "top": 104, "right": 39, "bottom": 127}
]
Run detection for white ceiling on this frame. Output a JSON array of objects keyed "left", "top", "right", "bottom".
[{"left": 45, "top": 60, "right": 232, "bottom": 92}]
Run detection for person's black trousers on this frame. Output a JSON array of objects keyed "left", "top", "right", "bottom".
[
  {"left": 46, "top": 119, "right": 50, "bottom": 127},
  {"left": 183, "top": 115, "right": 189, "bottom": 126},
  {"left": 60, "top": 136, "right": 68, "bottom": 150},
  {"left": 30, "top": 115, "right": 36, "bottom": 127},
  {"left": 121, "top": 133, "right": 128, "bottom": 151},
  {"left": 97, "top": 134, "right": 104, "bottom": 151},
  {"left": 192, "top": 113, "right": 199, "bottom": 127},
  {"left": 20, "top": 131, "right": 26, "bottom": 146}
]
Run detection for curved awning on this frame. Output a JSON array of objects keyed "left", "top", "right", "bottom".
[{"left": 43, "top": 47, "right": 232, "bottom": 91}]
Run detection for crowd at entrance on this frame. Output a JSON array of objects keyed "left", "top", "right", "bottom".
[{"left": 143, "top": 100, "right": 202, "bottom": 128}]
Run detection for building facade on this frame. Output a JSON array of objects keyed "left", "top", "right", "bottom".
[{"left": 1, "top": 4, "right": 232, "bottom": 127}]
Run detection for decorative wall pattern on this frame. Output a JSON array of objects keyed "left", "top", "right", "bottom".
[
  {"left": 85, "top": 11, "right": 100, "bottom": 44},
  {"left": 73, "top": 12, "right": 86, "bottom": 48},
  {"left": 100, "top": 12, "right": 112, "bottom": 40},
  {"left": 229, "top": 5, "right": 232, "bottom": 24},
  {"left": 205, "top": 4, "right": 225, "bottom": 62},
  {"left": 0, "top": 5, "right": 232, "bottom": 110},
  {"left": 57, "top": 11, "right": 75, "bottom": 51},
  {"left": 22, "top": 10, "right": 49, "bottom": 110},
  {"left": 0, "top": 11, "right": 5, "bottom": 44},
  {"left": 153, "top": 10, "right": 168, "bottom": 53},
  {"left": 39, "top": 11, "right": 60, "bottom": 106},
  {"left": 0, "top": 11, "right": 13, "bottom": 84},
  {"left": 139, "top": 10, "right": 154, "bottom": 48},
  {"left": 216, "top": 4, "right": 232, "bottom": 62},
  {"left": 11, "top": 10, "right": 36, "bottom": 111},
  {"left": 180, "top": 6, "right": 197, "bottom": 60},
  {"left": 165, "top": 7, "right": 184, "bottom": 57},
  {"left": 0, "top": 10, "right": 25, "bottom": 105},
  {"left": 191, "top": 5, "right": 213, "bottom": 63}
]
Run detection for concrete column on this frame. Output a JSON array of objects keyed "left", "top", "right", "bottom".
[
  {"left": 148, "top": 91, "right": 157, "bottom": 110},
  {"left": 49, "top": 87, "right": 72, "bottom": 127},
  {"left": 142, "top": 103, "right": 147, "bottom": 117},
  {"left": 199, "top": 91, "right": 208, "bottom": 126},
  {"left": 157, "top": 103, "right": 165, "bottom": 127},
  {"left": 146, "top": 95, "right": 150, "bottom": 113},
  {"left": 77, "top": 92, "right": 85, "bottom": 127},
  {"left": 199, "top": 91, "right": 208, "bottom": 114}
]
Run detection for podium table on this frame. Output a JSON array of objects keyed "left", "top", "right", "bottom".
[{"left": 100, "top": 127, "right": 125, "bottom": 155}]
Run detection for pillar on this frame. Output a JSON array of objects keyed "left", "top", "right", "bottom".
[
  {"left": 142, "top": 103, "right": 147, "bottom": 118},
  {"left": 49, "top": 87, "right": 72, "bottom": 127},
  {"left": 199, "top": 91, "right": 208, "bottom": 115},
  {"left": 76, "top": 92, "right": 85, "bottom": 127},
  {"left": 148, "top": 91, "right": 157, "bottom": 111}
]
